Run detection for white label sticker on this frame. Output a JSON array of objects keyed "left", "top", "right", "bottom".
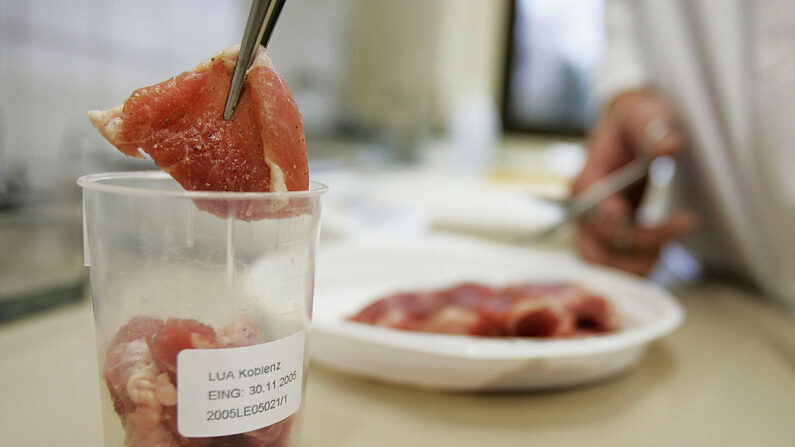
[{"left": 177, "top": 331, "right": 305, "bottom": 438}]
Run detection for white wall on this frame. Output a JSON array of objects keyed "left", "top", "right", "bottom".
[
  {"left": 0, "top": 0, "right": 248, "bottom": 190},
  {"left": 267, "top": 0, "right": 352, "bottom": 135}
]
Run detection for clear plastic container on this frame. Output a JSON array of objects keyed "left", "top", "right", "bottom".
[{"left": 79, "top": 171, "right": 326, "bottom": 447}]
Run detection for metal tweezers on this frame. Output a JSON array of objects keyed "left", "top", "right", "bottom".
[
  {"left": 223, "top": 0, "right": 287, "bottom": 120},
  {"left": 525, "top": 118, "right": 673, "bottom": 242},
  {"left": 526, "top": 154, "right": 651, "bottom": 242}
]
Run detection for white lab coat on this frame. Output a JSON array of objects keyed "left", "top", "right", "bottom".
[{"left": 599, "top": 0, "right": 795, "bottom": 305}]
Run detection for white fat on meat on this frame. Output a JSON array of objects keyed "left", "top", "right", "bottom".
[
  {"left": 107, "top": 316, "right": 273, "bottom": 446},
  {"left": 421, "top": 306, "right": 480, "bottom": 334},
  {"left": 87, "top": 105, "right": 127, "bottom": 154},
  {"left": 373, "top": 307, "right": 409, "bottom": 328},
  {"left": 194, "top": 44, "right": 274, "bottom": 73},
  {"left": 127, "top": 365, "right": 177, "bottom": 408},
  {"left": 109, "top": 339, "right": 177, "bottom": 409},
  {"left": 218, "top": 315, "right": 264, "bottom": 347},
  {"left": 107, "top": 338, "right": 181, "bottom": 447}
]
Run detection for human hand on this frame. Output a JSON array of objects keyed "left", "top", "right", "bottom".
[{"left": 573, "top": 90, "right": 697, "bottom": 275}]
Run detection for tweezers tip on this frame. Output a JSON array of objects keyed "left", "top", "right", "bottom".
[{"left": 223, "top": 107, "right": 234, "bottom": 121}]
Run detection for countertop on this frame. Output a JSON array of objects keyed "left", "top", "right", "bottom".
[
  {"left": 2, "top": 153, "right": 793, "bottom": 446},
  {"left": 1, "top": 279, "right": 793, "bottom": 447}
]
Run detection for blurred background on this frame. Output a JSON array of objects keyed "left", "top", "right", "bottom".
[
  {"left": 0, "top": 0, "right": 607, "bottom": 319},
  {"left": 3, "top": 3, "right": 795, "bottom": 446}
]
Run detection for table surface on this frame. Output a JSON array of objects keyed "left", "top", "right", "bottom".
[{"left": 1, "top": 278, "right": 793, "bottom": 447}]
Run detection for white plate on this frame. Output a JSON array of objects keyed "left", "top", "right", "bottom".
[
  {"left": 318, "top": 168, "right": 564, "bottom": 238},
  {"left": 311, "top": 234, "right": 684, "bottom": 391}
]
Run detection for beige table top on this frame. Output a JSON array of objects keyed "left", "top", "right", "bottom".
[{"left": 1, "top": 280, "right": 793, "bottom": 447}]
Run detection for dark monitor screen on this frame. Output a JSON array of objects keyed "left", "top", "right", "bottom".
[{"left": 501, "top": 0, "right": 605, "bottom": 136}]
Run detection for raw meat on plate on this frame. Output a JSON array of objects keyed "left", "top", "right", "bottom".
[
  {"left": 349, "top": 282, "right": 621, "bottom": 338},
  {"left": 103, "top": 316, "right": 293, "bottom": 447}
]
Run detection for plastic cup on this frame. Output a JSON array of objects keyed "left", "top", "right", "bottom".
[{"left": 79, "top": 171, "right": 326, "bottom": 447}]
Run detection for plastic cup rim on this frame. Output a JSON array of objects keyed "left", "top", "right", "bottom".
[{"left": 77, "top": 171, "right": 327, "bottom": 200}]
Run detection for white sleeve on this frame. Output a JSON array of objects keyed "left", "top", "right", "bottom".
[{"left": 596, "top": 0, "right": 650, "bottom": 105}]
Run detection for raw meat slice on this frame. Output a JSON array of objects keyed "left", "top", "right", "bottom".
[
  {"left": 419, "top": 306, "right": 483, "bottom": 335},
  {"left": 208, "top": 422, "right": 290, "bottom": 447},
  {"left": 103, "top": 316, "right": 294, "bottom": 447},
  {"left": 102, "top": 316, "right": 183, "bottom": 447},
  {"left": 506, "top": 298, "right": 572, "bottom": 337},
  {"left": 436, "top": 283, "right": 498, "bottom": 307},
  {"left": 241, "top": 420, "right": 285, "bottom": 445},
  {"left": 104, "top": 317, "right": 166, "bottom": 415},
  {"left": 162, "top": 406, "right": 212, "bottom": 447},
  {"left": 349, "top": 281, "right": 621, "bottom": 338},
  {"left": 218, "top": 315, "right": 263, "bottom": 347},
  {"left": 561, "top": 289, "right": 621, "bottom": 335},
  {"left": 109, "top": 316, "right": 167, "bottom": 346},
  {"left": 123, "top": 406, "right": 181, "bottom": 447},
  {"left": 146, "top": 318, "right": 218, "bottom": 381},
  {"left": 88, "top": 45, "right": 308, "bottom": 220}
]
